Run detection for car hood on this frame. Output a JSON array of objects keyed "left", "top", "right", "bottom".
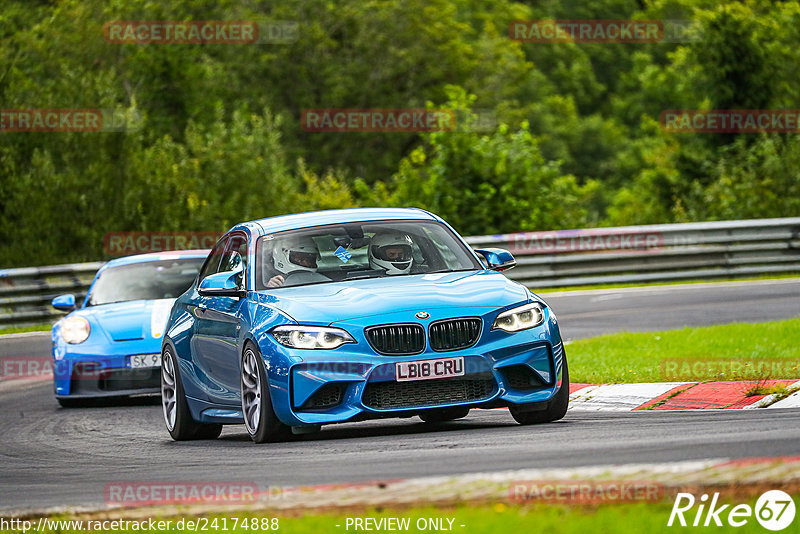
[
  {"left": 260, "top": 271, "right": 529, "bottom": 325},
  {"left": 76, "top": 299, "right": 176, "bottom": 342}
]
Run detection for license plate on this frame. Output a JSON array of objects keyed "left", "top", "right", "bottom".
[
  {"left": 395, "top": 356, "right": 465, "bottom": 382},
  {"left": 129, "top": 353, "right": 161, "bottom": 369}
]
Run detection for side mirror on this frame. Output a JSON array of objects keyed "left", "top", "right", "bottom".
[
  {"left": 474, "top": 248, "right": 516, "bottom": 272},
  {"left": 52, "top": 294, "right": 77, "bottom": 312},
  {"left": 198, "top": 271, "right": 245, "bottom": 298}
]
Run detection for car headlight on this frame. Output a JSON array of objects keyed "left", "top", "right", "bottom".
[
  {"left": 492, "top": 302, "right": 545, "bottom": 332},
  {"left": 61, "top": 316, "right": 91, "bottom": 344},
  {"left": 271, "top": 326, "right": 355, "bottom": 349}
]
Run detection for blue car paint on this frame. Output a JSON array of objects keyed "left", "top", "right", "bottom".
[
  {"left": 51, "top": 250, "right": 209, "bottom": 399},
  {"left": 163, "top": 208, "right": 566, "bottom": 427}
]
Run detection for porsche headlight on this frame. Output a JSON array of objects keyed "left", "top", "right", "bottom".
[
  {"left": 492, "top": 302, "right": 545, "bottom": 332},
  {"left": 61, "top": 316, "right": 91, "bottom": 344},
  {"left": 271, "top": 326, "right": 355, "bottom": 350}
]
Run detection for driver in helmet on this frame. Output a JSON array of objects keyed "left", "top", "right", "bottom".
[
  {"left": 368, "top": 231, "right": 415, "bottom": 275},
  {"left": 267, "top": 236, "right": 323, "bottom": 288}
]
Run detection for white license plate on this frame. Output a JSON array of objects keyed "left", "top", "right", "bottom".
[
  {"left": 129, "top": 353, "right": 161, "bottom": 369},
  {"left": 396, "top": 356, "right": 465, "bottom": 382}
]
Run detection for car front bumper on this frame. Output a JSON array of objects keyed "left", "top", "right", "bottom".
[
  {"left": 188, "top": 304, "right": 566, "bottom": 427},
  {"left": 52, "top": 350, "right": 161, "bottom": 398},
  {"left": 272, "top": 338, "right": 565, "bottom": 425}
]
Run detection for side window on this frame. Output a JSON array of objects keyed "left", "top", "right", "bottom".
[{"left": 198, "top": 237, "right": 228, "bottom": 281}]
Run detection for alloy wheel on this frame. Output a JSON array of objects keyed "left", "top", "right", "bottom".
[
  {"left": 241, "top": 348, "right": 262, "bottom": 435},
  {"left": 161, "top": 349, "right": 177, "bottom": 431}
]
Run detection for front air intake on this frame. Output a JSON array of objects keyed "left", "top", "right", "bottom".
[{"left": 363, "top": 377, "right": 497, "bottom": 410}]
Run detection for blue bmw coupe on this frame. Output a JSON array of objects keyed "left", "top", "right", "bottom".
[
  {"left": 161, "top": 208, "right": 568, "bottom": 442},
  {"left": 51, "top": 250, "right": 208, "bottom": 407}
]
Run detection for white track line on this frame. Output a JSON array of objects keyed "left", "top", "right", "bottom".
[
  {"left": 769, "top": 392, "right": 800, "bottom": 408},
  {"left": 568, "top": 382, "right": 692, "bottom": 411}
]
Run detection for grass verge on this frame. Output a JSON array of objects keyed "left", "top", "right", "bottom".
[
  {"left": 568, "top": 318, "right": 800, "bottom": 384},
  {"left": 0, "top": 323, "right": 52, "bottom": 335},
  {"left": 532, "top": 273, "right": 800, "bottom": 294},
  {"left": 6, "top": 500, "right": 787, "bottom": 534}
]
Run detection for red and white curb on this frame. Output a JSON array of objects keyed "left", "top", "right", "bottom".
[
  {"left": 769, "top": 389, "right": 800, "bottom": 409},
  {"left": 568, "top": 380, "right": 800, "bottom": 411}
]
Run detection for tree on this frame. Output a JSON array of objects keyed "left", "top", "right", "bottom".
[{"left": 359, "top": 87, "right": 598, "bottom": 235}]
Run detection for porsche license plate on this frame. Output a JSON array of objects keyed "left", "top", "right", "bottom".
[
  {"left": 129, "top": 353, "right": 161, "bottom": 369},
  {"left": 396, "top": 356, "right": 464, "bottom": 382}
]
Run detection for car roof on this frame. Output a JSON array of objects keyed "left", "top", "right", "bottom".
[
  {"left": 239, "top": 208, "right": 439, "bottom": 236},
  {"left": 101, "top": 250, "right": 210, "bottom": 269}
]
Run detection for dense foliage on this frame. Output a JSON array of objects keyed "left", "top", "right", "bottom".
[{"left": 1, "top": 0, "right": 798, "bottom": 266}]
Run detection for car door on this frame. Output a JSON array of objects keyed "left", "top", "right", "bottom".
[{"left": 191, "top": 233, "right": 249, "bottom": 405}]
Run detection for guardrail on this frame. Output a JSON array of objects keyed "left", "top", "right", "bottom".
[
  {"left": 1, "top": 217, "right": 799, "bottom": 329},
  {"left": 466, "top": 217, "right": 800, "bottom": 288},
  {"left": 0, "top": 262, "right": 104, "bottom": 329}
]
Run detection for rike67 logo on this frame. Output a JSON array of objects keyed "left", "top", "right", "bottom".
[{"left": 668, "top": 490, "right": 796, "bottom": 531}]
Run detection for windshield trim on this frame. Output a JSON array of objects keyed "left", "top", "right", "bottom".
[
  {"left": 255, "top": 268, "right": 481, "bottom": 292},
  {"left": 255, "top": 219, "right": 482, "bottom": 291},
  {"left": 85, "top": 258, "right": 205, "bottom": 307}
]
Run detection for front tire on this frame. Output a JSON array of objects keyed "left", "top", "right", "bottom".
[
  {"left": 241, "top": 343, "right": 292, "bottom": 443},
  {"left": 161, "top": 346, "right": 222, "bottom": 441},
  {"left": 509, "top": 357, "right": 569, "bottom": 425}
]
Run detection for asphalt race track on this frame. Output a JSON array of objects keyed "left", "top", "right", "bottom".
[
  {"left": 1, "top": 278, "right": 799, "bottom": 512},
  {"left": 1, "top": 379, "right": 799, "bottom": 512},
  {"left": 541, "top": 278, "right": 800, "bottom": 340}
]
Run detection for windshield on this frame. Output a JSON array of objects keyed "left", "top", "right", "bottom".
[
  {"left": 256, "top": 220, "right": 482, "bottom": 290},
  {"left": 87, "top": 258, "right": 204, "bottom": 306}
]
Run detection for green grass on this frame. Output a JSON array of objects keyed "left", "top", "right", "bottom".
[
  {"left": 275, "top": 503, "right": 778, "bottom": 534},
  {"left": 568, "top": 318, "right": 800, "bottom": 384},
  {"left": 743, "top": 383, "right": 790, "bottom": 397},
  {"left": 0, "top": 323, "right": 51, "bottom": 335},
  {"left": 532, "top": 273, "right": 800, "bottom": 294},
  {"left": 6, "top": 501, "right": 783, "bottom": 534}
]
